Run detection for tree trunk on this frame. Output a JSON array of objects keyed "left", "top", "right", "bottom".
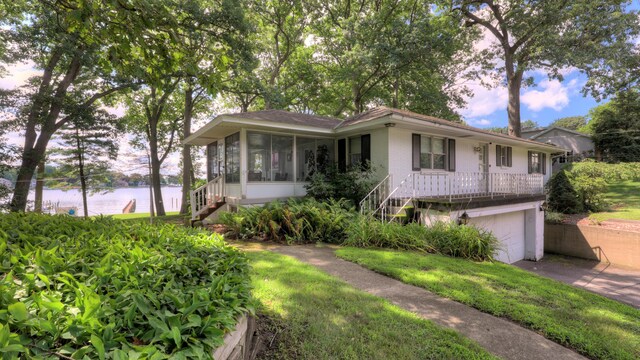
[
  {"left": 148, "top": 120, "right": 166, "bottom": 216},
  {"left": 34, "top": 159, "right": 45, "bottom": 213},
  {"left": 505, "top": 55, "right": 523, "bottom": 137},
  {"left": 76, "top": 129, "right": 89, "bottom": 218},
  {"left": 180, "top": 87, "right": 194, "bottom": 215}
]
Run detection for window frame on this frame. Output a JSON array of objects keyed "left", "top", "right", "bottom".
[
  {"left": 419, "top": 135, "right": 447, "bottom": 170},
  {"left": 495, "top": 145, "right": 513, "bottom": 167},
  {"left": 246, "top": 131, "right": 294, "bottom": 182}
]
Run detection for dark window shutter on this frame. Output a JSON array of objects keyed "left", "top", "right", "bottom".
[
  {"left": 338, "top": 139, "right": 346, "bottom": 172},
  {"left": 542, "top": 153, "right": 547, "bottom": 175},
  {"left": 448, "top": 139, "right": 456, "bottom": 172},
  {"left": 361, "top": 134, "right": 371, "bottom": 169},
  {"left": 507, "top": 147, "right": 512, "bottom": 167},
  {"left": 527, "top": 151, "right": 533, "bottom": 174},
  {"left": 412, "top": 134, "right": 421, "bottom": 171},
  {"left": 496, "top": 145, "right": 502, "bottom": 166}
]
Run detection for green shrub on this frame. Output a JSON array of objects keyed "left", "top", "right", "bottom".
[
  {"left": 549, "top": 160, "right": 640, "bottom": 213},
  {"left": 544, "top": 211, "right": 565, "bottom": 224},
  {"left": 547, "top": 170, "right": 581, "bottom": 213},
  {"left": 0, "top": 213, "right": 252, "bottom": 359},
  {"left": 304, "top": 164, "right": 380, "bottom": 208},
  {"left": 219, "top": 198, "right": 354, "bottom": 244}
]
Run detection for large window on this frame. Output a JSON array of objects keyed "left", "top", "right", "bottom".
[
  {"left": 347, "top": 134, "right": 370, "bottom": 169},
  {"left": 495, "top": 145, "right": 512, "bottom": 167},
  {"left": 225, "top": 133, "right": 240, "bottom": 183},
  {"left": 297, "top": 137, "right": 334, "bottom": 181},
  {"left": 420, "top": 135, "right": 446, "bottom": 170},
  {"left": 247, "top": 132, "right": 293, "bottom": 182},
  {"left": 412, "top": 134, "right": 455, "bottom": 172},
  {"left": 528, "top": 151, "right": 547, "bottom": 174}
]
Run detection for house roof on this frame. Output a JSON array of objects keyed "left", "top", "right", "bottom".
[
  {"left": 220, "top": 109, "right": 342, "bottom": 129},
  {"left": 337, "top": 107, "right": 563, "bottom": 150},
  {"left": 185, "top": 106, "right": 565, "bottom": 151},
  {"left": 523, "top": 126, "right": 591, "bottom": 140}
]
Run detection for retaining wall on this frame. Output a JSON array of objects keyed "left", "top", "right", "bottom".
[
  {"left": 213, "top": 316, "right": 258, "bottom": 360},
  {"left": 545, "top": 224, "right": 640, "bottom": 269}
]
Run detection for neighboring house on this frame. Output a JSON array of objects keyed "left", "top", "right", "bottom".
[
  {"left": 522, "top": 127, "right": 594, "bottom": 172},
  {"left": 184, "top": 107, "right": 562, "bottom": 264}
]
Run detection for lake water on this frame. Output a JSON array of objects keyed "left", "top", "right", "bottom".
[{"left": 27, "top": 186, "right": 184, "bottom": 215}]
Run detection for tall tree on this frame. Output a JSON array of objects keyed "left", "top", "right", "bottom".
[
  {"left": 588, "top": 89, "right": 640, "bottom": 162},
  {"left": 443, "top": 0, "right": 639, "bottom": 137},
  {"left": 124, "top": 80, "right": 183, "bottom": 216},
  {"left": 311, "top": 0, "right": 471, "bottom": 117},
  {"left": 549, "top": 116, "right": 587, "bottom": 131},
  {"left": 52, "top": 108, "right": 121, "bottom": 218},
  {"left": 2, "top": 1, "right": 191, "bottom": 212}
]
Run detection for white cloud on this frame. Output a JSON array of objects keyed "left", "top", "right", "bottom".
[
  {"left": 0, "top": 61, "right": 40, "bottom": 90},
  {"left": 469, "top": 119, "right": 492, "bottom": 126},
  {"left": 459, "top": 82, "right": 509, "bottom": 119},
  {"left": 521, "top": 79, "right": 578, "bottom": 112}
]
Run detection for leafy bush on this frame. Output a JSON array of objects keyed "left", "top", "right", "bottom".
[
  {"left": 304, "top": 164, "right": 380, "bottom": 208},
  {"left": 544, "top": 211, "right": 565, "bottom": 224},
  {"left": 221, "top": 199, "right": 498, "bottom": 261},
  {"left": 549, "top": 160, "right": 640, "bottom": 213},
  {"left": 0, "top": 213, "right": 252, "bottom": 359},
  {"left": 547, "top": 170, "right": 581, "bottom": 213},
  {"left": 219, "top": 198, "right": 354, "bottom": 244}
]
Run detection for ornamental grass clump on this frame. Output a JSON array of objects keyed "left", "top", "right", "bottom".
[
  {"left": 221, "top": 198, "right": 498, "bottom": 260},
  {"left": 0, "top": 213, "right": 252, "bottom": 359}
]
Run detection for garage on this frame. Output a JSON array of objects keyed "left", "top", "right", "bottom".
[{"left": 469, "top": 211, "right": 526, "bottom": 263}]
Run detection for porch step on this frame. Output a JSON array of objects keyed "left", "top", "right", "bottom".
[{"left": 192, "top": 200, "right": 226, "bottom": 225}]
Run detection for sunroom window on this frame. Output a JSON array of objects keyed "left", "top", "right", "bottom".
[
  {"left": 225, "top": 133, "right": 240, "bottom": 183},
  {"left": 247, "top": 132, "right": 293, "bottom": 182}
]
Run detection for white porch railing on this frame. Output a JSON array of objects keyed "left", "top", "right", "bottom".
[
  {"left": 359, "top": 174, "right": 392, "bottom": 213},
  {"left": 361, "top": 172, "right": 544, "bottom": 218},
  {"left": 190, "top": 175, "right": 225, "bottom": 220}
]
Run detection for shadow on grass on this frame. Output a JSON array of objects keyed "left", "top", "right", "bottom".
[
  {"left": 336, "top": 248, "right": 640, "bottom": 360},
  {"left": 246, "top": 251, "right": 496, "bottom": 360}
]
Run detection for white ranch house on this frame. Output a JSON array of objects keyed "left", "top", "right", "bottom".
[{"left": 184, "top": 107, "right": 561, "bottom": 264}]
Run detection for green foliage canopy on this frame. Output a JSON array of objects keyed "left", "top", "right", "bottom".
[{"left": 589, "top": 89, "right": 640, "bottom": 162}]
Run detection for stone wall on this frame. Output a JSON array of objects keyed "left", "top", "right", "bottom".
[
  {"left": 213, "top": 316, "right": 259, "bottom": 360},
  {"left": 545, "top": 224, "right": 640, "bottom": 269}
]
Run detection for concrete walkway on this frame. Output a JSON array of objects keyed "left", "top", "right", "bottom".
[
  {"left": 515, "top": 255, "right": 640, "bottom": 308},
  {"left": 270, "top": 244, "right": 585, "bottom": 360}
]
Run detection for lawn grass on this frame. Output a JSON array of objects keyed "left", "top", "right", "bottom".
[
  {"left": 108, "top": 211, "right": 181, "bottom": 219},
  {"left": 336, "top": 248, "right": 640, "bottom": 360},
  {"left": 590, "top": 180, "right": 640, "bottom": 221},
  {"left": 246, "top": 250, "right": 496, "bottom": 360}
]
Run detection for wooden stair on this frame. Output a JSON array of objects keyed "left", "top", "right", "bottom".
[{"left": 191, "top": 200, "right": 226, "bottom": 225}]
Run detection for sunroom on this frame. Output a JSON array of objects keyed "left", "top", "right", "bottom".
[{"left": 183, "top": 111, "right": 342, "bottom": 218}]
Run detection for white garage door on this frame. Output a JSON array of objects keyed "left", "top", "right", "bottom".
[{"left": 469, "top": 211, "right": 526, "bottom": 263}]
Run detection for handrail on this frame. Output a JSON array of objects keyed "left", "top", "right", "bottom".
[
  {"left": 190, "top": 175, "right": 225, "bottom": 220},
  {"left": 359, "top": 174, "right": 391, "bottom": 214},
  {"left": 359, "top": 171, "right": 544, "bottom": 222}
]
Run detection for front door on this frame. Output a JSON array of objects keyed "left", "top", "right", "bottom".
[{"left": 479, "top": 143, "right": 489, "bottom": 194}]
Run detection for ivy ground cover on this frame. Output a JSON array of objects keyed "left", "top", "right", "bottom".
[{"left": 0, "top": 213, "right": 252, "bottom": 359}]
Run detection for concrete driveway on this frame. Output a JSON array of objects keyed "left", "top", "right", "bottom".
[{"left": 514, "top": 255, "right": 640, "bottom": 308}]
